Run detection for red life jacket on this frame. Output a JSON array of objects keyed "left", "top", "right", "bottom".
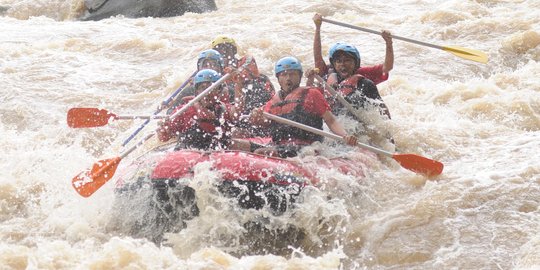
[
  {"left": 326, "top": 73, "right": 366, "bottom": 115},
  {"left": 326, "top": 73, "right": 363, "bottom": 97},
  {"left": 266, "top": 87, "right": 323, "bottom": 144},
  {"left": 326, "top": 72, "right": 392, "bottom": 121}
]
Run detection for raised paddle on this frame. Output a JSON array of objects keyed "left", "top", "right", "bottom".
[
  {"left": 321, "top": 17, "right": 488, "bottom": 64},
  {"left": 262, "top": 112, "right": 444, "bottom": 177},
  {"left": 72, "top": 73, "right": 232, "bottom": 197},
  {"left": 122, "top": 70, "right": 197, "bottom": 146},
  {"left": 67, "top": 108, "right": 168, "bottom": 128}
]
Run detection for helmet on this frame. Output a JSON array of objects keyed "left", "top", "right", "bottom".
[
  {"left": 193, "top": 69, "right": 221, "bottom": 87},
  {"left": 197, "top": 49, "right": 224, "bottom": 70},
  {"left": 328, "top": 42, "right": 361, "bottom": 68},
  {"left": 211, "top": 35, "right": 238, "bottom": 49},
  {"left": 274, "top": 56, "right": 303, "bottom": 76},
  {"left": 211, "top": 35, "right": 238, "bottom": 55}
]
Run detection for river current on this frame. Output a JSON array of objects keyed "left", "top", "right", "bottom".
[{"left": 1, "top": 0, "right": 539, "bottom": 269}]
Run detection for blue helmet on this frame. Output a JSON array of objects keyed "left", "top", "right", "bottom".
[
  {"left": 274, "top": 56, "right": 303, "bottom": 76},
  {"left": 193, "top": 69, "right": 221, "bottom": 87},
  {"left": 328, "top": 42, "right": 361, "bottom": 68},
  {"left": 197, "top": 49, "right": 224, "bottom": 70}
]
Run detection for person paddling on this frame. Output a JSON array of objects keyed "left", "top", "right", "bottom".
[
  {"left": 248, "top": 56, "right": 357, "bottom": 158},
  {"left": 212, "top": 35, "right": 275, "bottom": 137},
  {"left": 157, "top": 69, "right": 243, "bottom": 150},
  {"left": 318, "top": 43, "right": 392, "bottom": 120},
  {"left": 168, "top": 49, "right": 235, "bottom": 112},
  {"left": 211, "top": 35, "right": 245, "bottom": 69},
  {"left": 313, "top": 13, "right": 394, "bottom": 85},
  {"left": 226, "top": 57, "right": 276, "bottom": 138}
]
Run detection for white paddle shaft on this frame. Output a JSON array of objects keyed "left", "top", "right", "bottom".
[{"left": 262, "top": 112, "right": 392, "bottom": 156}]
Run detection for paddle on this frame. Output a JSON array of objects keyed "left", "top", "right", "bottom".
[
  {"left": 321, "top": 17, "right": 488, "bottom": 64},
  {"left": 72, "top": 134, "right": 152, "bottom": 198},
  {"left": 121, "top": 70, "right": 197, "bottom": 146},
  {"left": 262, "top": 112, "right": 444, "bottom": 177},
  {"left": 72, "top": 73, "right": 232, "bottom": 197},
  {"left": 313, "top": 74, "right": 364, "bottom": 121},
  {"left": 67, "top": 108, "right": 168, "bottom": 128}
]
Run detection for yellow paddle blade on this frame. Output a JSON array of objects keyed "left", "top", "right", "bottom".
[{"left": 443, "top": 45, "right": 488, "bottom": 64}]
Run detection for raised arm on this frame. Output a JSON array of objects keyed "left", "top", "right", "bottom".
[
  {"left": 313, "top": 13, "right": 327, "bottom": 76},
  {"left": 381, "top": 30, "right": 394, "bottom": 74}
]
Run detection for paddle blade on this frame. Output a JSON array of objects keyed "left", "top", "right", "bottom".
[
  {"left": 443, "top": 45, "right": 488, "bottom": 64},
  {"left": 72, "top": 157, "right": 122, "bottom": 197},
  {"left": 392, "top": 153, "right": 444, "bottom": 177},
  {"left": 67, "top": 108, "right": 115, "bottom": 128}
]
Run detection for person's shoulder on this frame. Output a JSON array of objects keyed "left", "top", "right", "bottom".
[
  {"left": 357, "top": 76, "right": 376, "bottom": 86},
  {"left": 305, "top": 87, "right": 326, "bottom": 99},
  {"left": 239, "top": 54, "right": 258, "bottom": 67},
  {"left": 357, "top": 77, "right": 380, "bottom": 96},
  {"left": 303, "top": 87, "right": 329, "bottom": 113},
  {"left": 358, "top": 64, "right": 383, "bottom": 72}
]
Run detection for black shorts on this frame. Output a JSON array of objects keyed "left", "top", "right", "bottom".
[
  {"left": 237, "top": 119, "right": 269, "bottom": 137},
  {"left": 249, "top": 142, "right": 302, "bottom": 158},
  {"left": 274, "top": 144, "right": 303, "bottom": 158}
]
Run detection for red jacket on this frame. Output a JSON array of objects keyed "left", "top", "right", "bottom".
[
  {"left": 320, "top": 63, "right": 388, "bottom": 85},
  {"left": 157, "top": 96, "right": 233, "bottom": 143}
]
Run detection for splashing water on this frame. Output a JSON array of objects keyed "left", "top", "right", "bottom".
[{"left": 1, "top": 0, "right": 539, "bottom": 269}]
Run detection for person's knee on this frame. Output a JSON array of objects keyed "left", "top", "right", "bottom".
[
  {"left": 275, "top": 145, "right": 300, "bottom": 158},
  {"left": 254, "top": 147, "right": 278, "bottom": 157}
]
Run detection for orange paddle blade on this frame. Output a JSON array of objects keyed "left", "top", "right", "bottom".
[
  {"left": 392, "top": 154, "right": 444, "bottom": 177},
  {"left": 67, "top": 108, "right": 116, "bottom": 128},
  {"left": 72, "top": 157, "right": 122, "bottom": 197}
]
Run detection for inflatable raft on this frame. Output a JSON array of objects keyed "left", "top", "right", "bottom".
[{"left": 109, "top": 143, "right": 370, "bottom": 243}]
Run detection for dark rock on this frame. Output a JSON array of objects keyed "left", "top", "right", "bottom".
[{"left": 81, "top": 0, "right": 217, "bottom": 21}]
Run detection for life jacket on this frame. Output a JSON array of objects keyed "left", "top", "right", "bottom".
[
  {"left": 327, "top": 73, "right": 363, "bottom": 97},
  {"left": 176, "top": 96, "right": 231, "bottom": 151},
  {"left": 326, "top": 72, "right": 371, "bottom": 115},
  {"left": 266, "top": 87, "right": 324, "bottom": 144}
]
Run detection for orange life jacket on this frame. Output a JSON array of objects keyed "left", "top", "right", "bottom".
[
  {"left": 326, "top": 73, "right": 366, "bottom": 115},
  {"left": 266, "top": 87, "right": 323, "bottom": 144},
  {"left": 326, "top": 73, "right": 363, "bottom": 97}
]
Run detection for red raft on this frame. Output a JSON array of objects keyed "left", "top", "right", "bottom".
[
  {"left": 151, "top": 150, "right": 319, "bottom": 213},
  {"left": 112, "top": 146, "right": 370, "bottom": 242},
  {"left": 153, "top": 150, "right": 317, "bottom": 186},
  {"left": 116, "top": 147, "right": 369, "bottom": 211}
]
